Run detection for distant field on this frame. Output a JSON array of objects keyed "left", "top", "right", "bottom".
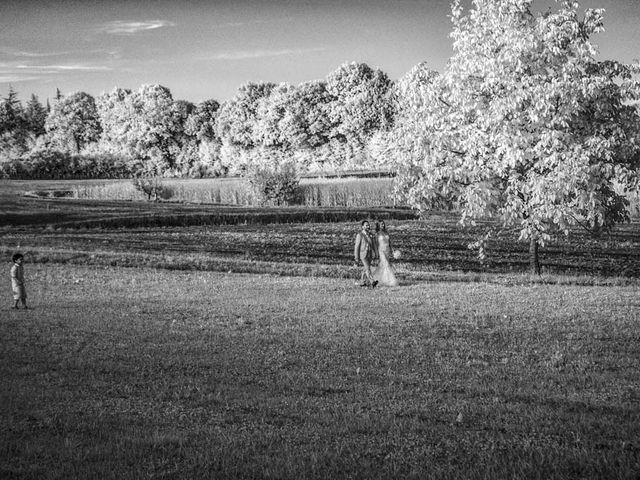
[
  {"left": 1, "top": 176, "right": 398, "bottom": 208},
  {"left": 1, "top": 180, "right": 640, "bottom": 280},
  {"left": 3, "top": 217, "right": 640, "bottom": 280},
  {"left": 1, "top": 264, "right": 638, "bottom": 479}
]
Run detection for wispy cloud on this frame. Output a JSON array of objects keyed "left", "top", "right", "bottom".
[
  {"left": 208, "top": 47, "right": 326, "bottom": 61},
  {"left": 0, "top": 61, "right": 111, "bottom": 84},
  {"left": 0, "top": 47, "right": 122, "bottom": 61},
  {"left": 98, "top": 20, "right": 175, "bottom": 35},
  {"left": 0, "top": 75, "right": 40, "bottom": 83},
  {"left": 15, "top": 64, "right": 112, "bottom": 72},
  {"left": 0, "top": 47, "right": 71, "bottom": 58}
]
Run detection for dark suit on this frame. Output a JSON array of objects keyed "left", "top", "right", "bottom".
[{"left": 354, "top": 231, "right": 376, "bottom": 285}]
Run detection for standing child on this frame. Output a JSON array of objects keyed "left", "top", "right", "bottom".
[{"left": 11, "top": 253, "right": 28, "bottom": 310}]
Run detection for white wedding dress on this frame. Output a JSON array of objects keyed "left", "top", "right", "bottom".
[{"left": 373, "top": 232, "right": 398, "bottom": 286}]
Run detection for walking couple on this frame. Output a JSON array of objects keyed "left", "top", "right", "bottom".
[{"left": 354, "top": 219, "right": 399, "bottom": 288}]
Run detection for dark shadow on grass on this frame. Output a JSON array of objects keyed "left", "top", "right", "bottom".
[
  {"left": 503, "top": 392, "right": 638, "bottom": 418},
  {"left": 305, "top": 386, "right": 351, "bottom": 397}
]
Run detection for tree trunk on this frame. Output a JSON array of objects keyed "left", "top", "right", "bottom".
[{"left": 529, "top": 237, "right": 541, "bottom": 275}]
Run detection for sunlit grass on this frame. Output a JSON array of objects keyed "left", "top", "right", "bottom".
[{"left": 1, "top": 264, "right": 639, "bottom": 479}]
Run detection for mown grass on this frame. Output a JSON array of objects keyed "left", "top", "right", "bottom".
[{"left": 1, "top": 264, "right": 639, "bottom": 479}]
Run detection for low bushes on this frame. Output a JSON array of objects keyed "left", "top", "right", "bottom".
[
  {"left": 0, "top": 150, "right": 134, "bottom": 179},
  {"left": 246, "top": 161, "right": 300, "bottom": 206},
  {"left": 132, "top": 176, "right": 174, "bottom": 201}
]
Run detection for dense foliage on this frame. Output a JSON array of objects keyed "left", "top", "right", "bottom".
[
  {"left": 0, "top": 62, "right": 396, "bottom": 181},
  {"left": 45, "top": 91, "right": 102, "bottom": 154},
  {"left": 389, "top": 0, "right": 640, "bottom": 270},
  {"left": 1, "top": 151, "right": 133, "bottom": 179}
]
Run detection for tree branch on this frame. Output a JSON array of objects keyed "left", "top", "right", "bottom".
[
  {"left": 438, "top": 97, "right": 452, "bottom": 108},
  {"left": 445, "top": 147, "right": 466, "bottom": 156},
  {"left": 569, "top": 213, "right": 602, "bottom": 236}
]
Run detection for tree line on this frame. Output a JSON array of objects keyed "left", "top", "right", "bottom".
[{"left": 0, "top": 61, "right": 399, "bottom": 180}]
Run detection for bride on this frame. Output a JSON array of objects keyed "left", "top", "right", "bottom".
[{"left": 373, "top": 221, "right": 399, "bottom": 287}]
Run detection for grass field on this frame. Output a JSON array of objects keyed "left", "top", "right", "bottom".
[
  {"left": 1, "top": 264, "right": 639, "bottom": 479},
  {"left": 1, "top": 180, "right": 639, "bottom": 478}
]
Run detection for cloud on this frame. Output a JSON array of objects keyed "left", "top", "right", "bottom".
[
  {"left": 10, "top": 64, "right": 112, "bottom": 73},
  {"left": 0, "top": 75, "right": 40, "bottom": 83},
  {"left": 0, "top": 47, "right": 122, "bottom": 62},
  {"left": 21, "top": 65, "right": 111, "bottom": 71},
  {"left": 98, "top": 20, "right": 175, "bottom": 35},
  {"left": 209, "top": 47, "right": 326, "bottom": 60},
  {"left": 0, "top": 62, "right": 111, "bottom": 84},
  {"left": 0, "top": 47, "right": 71, "bottom": 58}
]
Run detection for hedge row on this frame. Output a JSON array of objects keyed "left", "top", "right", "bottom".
[{"left": 0, "top": 151, "right": 135, "bottom": 179}]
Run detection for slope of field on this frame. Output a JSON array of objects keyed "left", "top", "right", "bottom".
[{"left": 1, "top": 264, "right": 638, "bottom": 479}]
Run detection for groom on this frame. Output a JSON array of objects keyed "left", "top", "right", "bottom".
[{"left": 354, "top": 220, "right": 378, "bottom": 288}]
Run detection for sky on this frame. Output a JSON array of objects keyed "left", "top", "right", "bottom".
[{"left": 1, "top": 0, "right": 639, "bottom": 105}]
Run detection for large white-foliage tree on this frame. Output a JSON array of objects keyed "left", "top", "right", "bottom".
[
  {"left": 368, "top": 62, "right": 440, "bottom": 168},
  {"left": 214, "top": 65, "right": 394, "bottom": 174},
  {"left": 95, "top": 87, "right": 133, "bottom": 157},
  {"left": 254, "top": 82, "right": 298, "bottom": 150},
  {"left": 97, "top": 85, "right": 186, "bottom": 174},
  {"left": 127, "top": 85, "right": 185, "bottom": 174},
  {"left": 45, "top": 92, "right": 102, "bottom": 154},
  {"left": 184, "top": 99, "right": 220, "bottom": 142},
  {"left": 285, "top": 80, "right": 334, "bottom": 151},
  {"left": 323, "top": 62, "right": 394, "bottom": 170},
  {"left": 393, "top": 0, "right": 640, "bottom": 272},
  {"left": 184, "top": 99, "right": 223, "bottom": 176},
  {"left": 216, "top": 82, "right": 277, "bottom": 174},
  {"left": 216, "top": 82, "right": 276, "bottom": 150},
  {"left": 326, "top": 62, "right": 393, "bottom": 145}
]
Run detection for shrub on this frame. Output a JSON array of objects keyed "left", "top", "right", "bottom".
[
  {"left": 0, "top": 158, "right": 28, "bottom": 179},
  {"left": 132, "top": 176, "right": 172, "bottom": 201},
  {"left": 246, "top": 160, "right": 300, "bottom": 206},
  {"left": 0, "top": 149, "right": 135, "bottom": 179}
]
